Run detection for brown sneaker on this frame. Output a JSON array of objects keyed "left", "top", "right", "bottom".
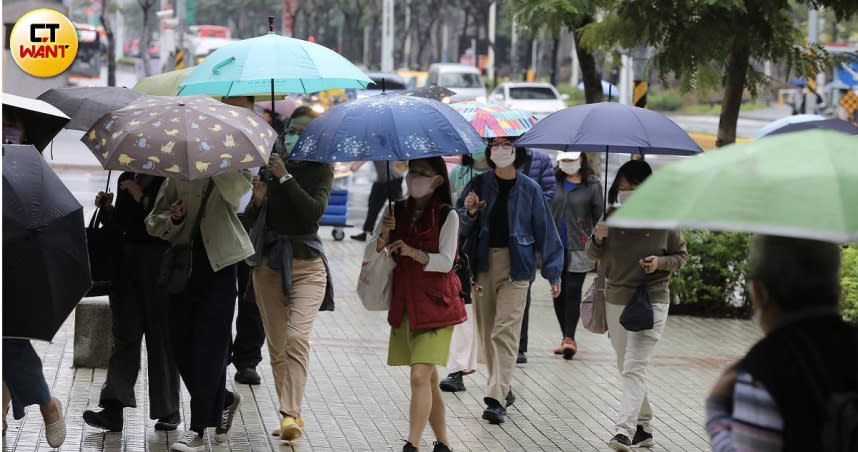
[
  {"left": 553, "top": 341, "right": 565, "bottom": 355},
  {"left": 562, "top": 338, "right": 578, "bottom": 360}
]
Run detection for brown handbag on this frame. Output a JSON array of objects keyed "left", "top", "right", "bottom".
[
  {"left": 158, "top": 180, "right": 214, "bottom": 294},
  {"left": 581, "top": 262, "right": 608, "bottom": 334}
]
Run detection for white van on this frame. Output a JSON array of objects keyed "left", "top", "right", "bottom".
[{"left": 427, "top": 63, "right": 487, "bottom": 102}]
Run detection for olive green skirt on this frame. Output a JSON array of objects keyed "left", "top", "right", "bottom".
[{"left": 387, "top": 314, "right": 453, "bottom": 367}]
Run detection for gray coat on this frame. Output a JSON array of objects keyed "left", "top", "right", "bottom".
[{"left": 549, "top": 174, "right": 604, "bottom": 272}]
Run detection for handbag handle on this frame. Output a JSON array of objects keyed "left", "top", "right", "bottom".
[{"left": 89, "top": 170, "right": 114, "bottom": 230}]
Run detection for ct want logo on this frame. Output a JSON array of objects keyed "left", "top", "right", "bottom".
[{"left": 10, "top": 9, "right": 79, "bottom": 78}]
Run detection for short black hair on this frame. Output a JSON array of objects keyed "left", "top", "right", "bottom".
[
  {"left": 749, "top": 235, "right": 842, "bottom": 312},
  {"left": 608, "top": 160, "right": 652, "bottom": 204},
  {"left": 290, "top": 106, "right": 320, "bottom": 121},
  {"left": 485, "top": 137, "right": 530, "bottom": 169}
]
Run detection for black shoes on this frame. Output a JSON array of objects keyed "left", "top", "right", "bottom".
[
  {"left": 433, "top": 441, "right": 452, "bottom": 452},
  {"left": 155, "top": 411, "right": 180, "bottom": 431},
  {"left": 516, "top": 352, "right": 527, "bottom": 364},
  {"left": 234, "top": 367, "right": 261, "bottom": 385},
  {"left": 505, "top": 389, "right": 516, "bottom": 408},
  {"left": 481, "top": 398, "right": 506, "bottom": 424},
  {"left": 350, "top": 232, "right": 368, "bottom": 242},
  {"left": 402, "top": 441, "right": 418, "bottom": 452},
  {"left": 609, "top": 433, "right": 632, "bottom": 451},
  {"left": 632, "top": 425, "right": 654, "bottom": 447},
  {"left": 83, "top": 408, "right": 123, "bottom": 432},
  {"left": 439, "top": 372, "right": 466, "bottom": 392}
]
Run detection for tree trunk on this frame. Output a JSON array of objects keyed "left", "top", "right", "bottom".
[
  {"left": 716, "top": 44, "right": 750, "bottom": 147},
  {"left": 549, "top": 37, "right": 559, "bottom": 87},
  {"left": 99, "top": 3, "right": 116, "bottom": 87},
  {"left": 139, "top": 1, "right": 152, "bottom": 76},
  {"left": 573, "top": 28, "right": 602, "bottom": 104}
]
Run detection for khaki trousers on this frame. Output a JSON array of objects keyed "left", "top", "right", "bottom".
[
  {"left": 253, "top": 256, "right": 327, "bottom": 417},
  {"left": 474, "top": 248, "right": 530, "bottom": 403}
]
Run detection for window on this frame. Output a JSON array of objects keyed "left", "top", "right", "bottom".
[
  {"left": 438, "top": 73, "right": 483, "bottom": 89},
  {"left": 508, "top": 87, "right": 559, "bottom": 100}
]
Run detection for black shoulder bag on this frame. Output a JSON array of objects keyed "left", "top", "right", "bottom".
[{"left": 158, "top": 180, "right": 214, "bottom": 294}]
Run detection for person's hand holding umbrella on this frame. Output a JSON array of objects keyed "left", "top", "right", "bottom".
[
  {"left": 119, "top": 179, "right": 144, "bottom": 203},
  {"left": 251, "top": 176, "right": 268, "bottom": 208},
  {"left": 268, "top": 153, "right": 288, "bottom": 180}
]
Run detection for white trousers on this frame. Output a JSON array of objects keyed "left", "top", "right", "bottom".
[{"left": 446, "top": 303, "right": 478, "bottom": 374}]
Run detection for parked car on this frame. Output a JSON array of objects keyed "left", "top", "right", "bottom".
[
  {"left": 427, "top": 63, "right": 487, "bottom": 102},
  {"left": 489, "top": 82, "right": 569, "bottom": 120},
  {"left": 355, "top": 72, "right": 407, "bottom": 99}
]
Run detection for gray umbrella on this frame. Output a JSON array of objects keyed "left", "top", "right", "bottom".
[
  {"left": 401, "top": 85, "right": 457, "bottom": 101},
  {"left": 2, "top": 93, "right": 70, "bottom": 151},
  {"left": 37, "top": 87, "right": 151, "bottom": 131}
]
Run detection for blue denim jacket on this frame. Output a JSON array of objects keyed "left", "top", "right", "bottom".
[{"left": 456, "top": 172, "right": 564, "bottom": 285}]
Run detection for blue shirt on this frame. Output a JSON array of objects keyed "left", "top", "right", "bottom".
[{"left": 559, "top": 180, "right": 579, "bottom": 248}]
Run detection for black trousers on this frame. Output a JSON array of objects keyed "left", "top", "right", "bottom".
[
  {"left": 553, "top": 271, "right": 587, "bottom": 340},
  {"left": 362, "top": 178, "right": 404, "bottom": 232},
  {"left": 231, "top": 260, "right": 264, "bottom": 370},
  {"left": 519, "top": 282, "right": 533, "bottom": 354},
  {"left": 169, "top": 242, "right": 236, "bottom": 431},
  {"left": 100, "top": 241, "right": 180, "bottom": 420}
]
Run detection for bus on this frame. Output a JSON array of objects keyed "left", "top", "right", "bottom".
[{"left": 68, "top": 23, "right": 105, "bottom": 81}]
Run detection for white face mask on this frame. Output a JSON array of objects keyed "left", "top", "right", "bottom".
[
  {"left": 406, "top": 173, "right": 439, "bottom": 198},
  {"left": 490, "top": 145, "right": 515, "bottom": 168},
  {"left": 617, "top": 190, "right": 634, "bottom": 204},
  {"left": 559, "top": 160, "right": 581, "bottom": 175}
]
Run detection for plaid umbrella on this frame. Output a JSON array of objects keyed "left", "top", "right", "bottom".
[
  {"left": 37, "top": 87, "right": 151, "bottom": 131},
  {"left": 450, "top": 101, "right": 537, "bottom": 138},
  {"left": 81, "top": 95, "right": 276, "bottom": 181}
]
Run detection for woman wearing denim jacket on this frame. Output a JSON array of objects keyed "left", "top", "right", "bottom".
[{"left": 456, "top": 136, "right": 564, "bottom": 425}]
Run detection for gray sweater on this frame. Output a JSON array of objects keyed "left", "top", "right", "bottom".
[{"left": 549, "top": 174, "right": 603, "bottom": 272}]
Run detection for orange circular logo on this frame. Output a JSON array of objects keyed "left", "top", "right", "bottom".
[{"left": 10, "top": 9, "right": 79, "bottom": 78}]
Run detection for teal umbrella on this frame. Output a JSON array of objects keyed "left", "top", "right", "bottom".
[
  {"left": 606, "top": 130, "right": 858, "bottom": 242},
  {"left": 178, "top": 18, "right": 371, "bottom": 99}
]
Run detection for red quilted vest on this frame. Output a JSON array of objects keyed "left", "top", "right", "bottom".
[{"left": 387, "top": 197, "right": 467, "bottom": 331}]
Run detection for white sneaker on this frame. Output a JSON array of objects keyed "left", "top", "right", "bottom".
[
  {"left": 170, "top": 431, "right": 205, "bottom": 452},
  {"left": 214, "top": 392, "right": 242, "bottom": 443}
]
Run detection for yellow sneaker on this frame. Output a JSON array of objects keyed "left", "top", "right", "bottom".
[{"left": 279, "top": 416, "right": 304, "bottom": 441}]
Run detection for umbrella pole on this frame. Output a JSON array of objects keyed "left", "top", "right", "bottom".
[
  {"left": 271, "top": 79, "right": 285, "bottom": 157},
  {"left": 105, "top": 170, "right": 112, "bottom": 194},
  {"left": 386, "top": 161, "right": 392, "bottom": 213},
  {"left": 604, "top": 146, "right": 609, "bottom": 212}
]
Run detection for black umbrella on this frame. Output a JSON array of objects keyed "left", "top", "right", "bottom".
[
  {"left": 767, "top": 118, "right": 858, "bottom": 136},
  {"left": 401, "top": 85, "right": 457, "bottom": 102},
  {"left": 2, "top": 93, "right": 70, "bottom": 151},
  {"left": 3, "top": 145, "right": 92, "bottom": 341},
  {"left": 37, "top": 87, "right": 151, "bottom": 131}
]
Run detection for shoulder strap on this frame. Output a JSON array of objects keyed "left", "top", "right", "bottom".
[{"left": 190, "top": 179, "right": 215, "bottom": 238}]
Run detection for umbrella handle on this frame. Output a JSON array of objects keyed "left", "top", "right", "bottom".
[{"left": 105, "top": 170, "right": 112, "bottom": 194}]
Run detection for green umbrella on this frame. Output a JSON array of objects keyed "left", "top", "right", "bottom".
[
  {"left": 607, "top": 130, "right": 858, "bottom": 242},
  {"left": 132, "top": 67, "right": 195, "bottom": 96}
]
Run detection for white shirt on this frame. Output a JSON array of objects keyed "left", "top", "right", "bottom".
[{"left": 363, "top": 208, "right": 459, "bottom": 273}]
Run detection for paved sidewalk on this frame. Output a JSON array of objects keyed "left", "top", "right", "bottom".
[{"left": 3, "top": 233, "right": 760, "bottom": 451}]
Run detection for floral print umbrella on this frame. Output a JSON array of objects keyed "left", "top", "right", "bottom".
[
  {"left": 81, "top": 95, "right": 276, "bottom": 181},
  {"left": 449, "top": 101, "right": 537, "bottom": 138}
]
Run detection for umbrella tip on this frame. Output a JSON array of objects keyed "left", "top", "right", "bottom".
[{"left": 268, "top": 16, "right": 274, "bottom": 33}]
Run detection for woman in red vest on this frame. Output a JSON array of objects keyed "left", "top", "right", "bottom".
[{"left": 365, "top": 157, "right": 466, "bottom": 452}]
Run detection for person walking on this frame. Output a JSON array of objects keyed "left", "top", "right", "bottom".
[
  {"left": 516, "top": 147, "right": 557, "bottom": 364},
  {"left": 82, "top": 173, "right": 181, "bottom": 432},
  {"left": 350, "top": 160, "right": 406, "bottom": 242},
  {"left": 585, "top": 160, "right": 688, "bottom": 451},
  {"left": 439, "top": 148, "right": 489, "bottom": 393},
  {"left": 368, "top": 157, "right": 465, "bottom": 452},
  {"left": 243, "top": 107, "right": 335, "bottom": 442},
  {"left": 458, "top": 137, "right": 564, "bottom": 424},
  {"left": 2, "top": 340, "right": 66, "bottom": 448},
  {"left": 549, "top": 152, "right": 603, "bottom": 360},
  {"left": 146, "top": 167, "right": 253, "bottom": 451}
]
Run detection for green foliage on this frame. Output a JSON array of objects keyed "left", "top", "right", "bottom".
[
  {"left": 647, "top": 92, "right": 683, "bottom": 111},
  {"left": 555, "top": 84, "right": 587, "bottom": 106},
  {"left": 504, "top": 0, "right": 597, "bottom": 36},
  {"left": 841, "top": 244, "right": 858, "bottom": 325},
  {"left": 669, "top": 231, "right": 752, "bottom": 318}
]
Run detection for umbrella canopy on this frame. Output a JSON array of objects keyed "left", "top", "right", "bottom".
[
  {"left": 754, "top": 114, "right": 825, "bottom": 138},
  {"left": 402, "top": 85, "right": 456, "bottom": 102},
  {"left": 766, "top": 118, "right": 858, "bottom": 137},
  {"left": 2, "top": 93, "right": 70, "bottom": 151},
  {"left": 606, "top": 130, "right": 858, "bottom": 243},
  {"left": 3, "top": 144, "right": 91, "bottom": 341},
  {"left": 450, "top": 101, "right": 537, "bottom": 138},
  {"left": 37, "top": 87, "right": 151, "bottom": 131},
  {"left": 290, "top": 94, "right": 485, "bottom": 162},
  {"left": 515, "top": 102, "right": 701, "bottom": 155},
  {"left": 177, "top": 32, "right": 371, "bottom": 97},
  {"left": 577, "top": 80, "right": 618, "bottom": 97},
  {"left": 823, "top": 80, "right": 852, "bottom": 91},
  {"left": 132, "top": 67, "right": 195, "bottom": 96},
  {"left": 81, "top": 95, "right": 276, "bottom": 180}
]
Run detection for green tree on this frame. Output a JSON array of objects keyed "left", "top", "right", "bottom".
[
  {"left": 506, "top": 0, "right": 604, "bottom": 104},
  {"left": 583, "top": 0, "right": 858, "bottom": 146}
]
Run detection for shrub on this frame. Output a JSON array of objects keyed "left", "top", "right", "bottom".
[
  {"left": 841, "top": 244, "right": 858, "bottom": 325},
  {"left": 647, "top": 91, "right": 684, "bottom": 111},
  {"left": 555, "top": 84, "right": 586, "bottom": 106},
  {"left": 669, "top": 231, "right": 752, "bottom": 318}
]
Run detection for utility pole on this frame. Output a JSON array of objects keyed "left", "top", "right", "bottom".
[
  {"left": 380, "top": 0, "right": 394, "bottom": 72},
  {"left": 570, "top": 31, "right": 579, "bottom": 87},
  {"left": 510, "top": 15, "right": 518, "bottom": 78},
  {"left": 806, "top": 8, "right": 819, "bottom": 114},
  {"left": 487, "top": 1, "right": 496, "bottom": 85},
  {"left": 175, "top": 0, "right": 186, "bottom": 69}
]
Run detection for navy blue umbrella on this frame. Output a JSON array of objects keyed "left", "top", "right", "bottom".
[
  {"left": 290, "top": 94, "right": 485, "bottom": 163},
  {"left": 766, "top": 118, "right": 858, "bottom": 137},
  {"left": 3, "top": 145, "right": 92, "bottom": 341}
]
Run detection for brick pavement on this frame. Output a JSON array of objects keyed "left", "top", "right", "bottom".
[{"left": 2, "top": 231, "right": 760, "bottom": 451}]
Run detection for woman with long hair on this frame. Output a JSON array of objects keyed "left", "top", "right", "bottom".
[
  {"left": 586, "top": 160, "right": 687, "bottom": 451},
  {"left": 366, "top": 157, "right": 466, "bottom": 452}
]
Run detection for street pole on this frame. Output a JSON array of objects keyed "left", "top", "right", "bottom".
[
  {"left": 175, "top": 0, "right": 186, "bottom": 70},
  {"left": 806, "top": 8, "right": 819, "bottom": 113},
  {"left": 403, "top": 0, "right": 411, "bottom": 67},
  {"left": 632, "top": 46, "right": 649, "bottom": 108},
  {"left": 487, "top": 1, "right": 496, "bottom": 85},
  {"left": 619, "top": 53, "right": 629, "bottom": 104},
  {"left": 510, "top": 15, "right": 518, "bottom": 78},
  {"left": 380, "top": 0, "right": 394, "bottom": 72},
  {"left": 570, "top": 31, "right": 579, "bottom": 87},
  {"left": 363, "top": 25, "right": 370, "bottom": 68},
  {"left": 441, "top": 22, "right": 448, "bottom": 63}
]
